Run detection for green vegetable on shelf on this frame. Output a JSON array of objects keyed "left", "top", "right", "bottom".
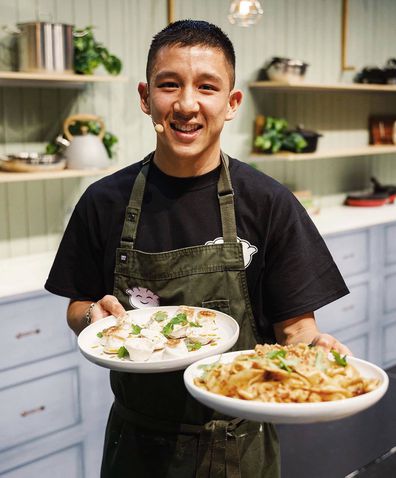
[{"left": 254, "top": 116, "right": 307, "bottom": 154}]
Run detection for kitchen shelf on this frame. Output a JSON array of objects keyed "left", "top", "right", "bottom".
[
  {"left": 249, "top": 145, "right": 396, "bottom": 162},
  {"left": 249, "top": 81, "right": 396, "bottom": 93},
  {"left": 0, "top": 71, "right": 128, "bottom": 88},
  {"left": 0, "top": 167, "right": 118, "bottom": 183}
]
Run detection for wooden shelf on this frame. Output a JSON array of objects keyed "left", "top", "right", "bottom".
[
  {"left": 0, "top": 167, "right": 118, "bottom": 183},
  {"left": 249, "top": 80, "right": 396, "bottom": 93},
  {"left": 0, "top": 71, "right": 128, "bottom": 88},
  {"left": 249, "top": 145, "right": 396, "bottom": 162}
]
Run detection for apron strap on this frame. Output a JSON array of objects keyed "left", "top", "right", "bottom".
[
  {"left": 119, "top": 151, "right": 238, "bottom": 249},
  {"left": 218, "top": 151, "right": 237, "bottom": 243},
  {"left": 119, "top": 153, "right": 152, "bottom": 248}
]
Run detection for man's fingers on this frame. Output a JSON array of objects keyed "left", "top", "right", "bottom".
[
  {"left": 311, "top": 333, "right": 353, "bottom": 356},
  {"left": 92, "top": 295, "right": 126, "bottom": 322}
]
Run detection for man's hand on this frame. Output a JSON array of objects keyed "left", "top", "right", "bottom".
[
  {"left": 310, "top": 333, "right": 352, "bottom": 356},
  {"left": 67, "top": 295, "right": 126, "bottom": 335},
  {"left": 90, "top": 295, "right": 127, "bottom": 323},
  {"left": 274, "top": 312, "right": 352, "bottom": 356}
]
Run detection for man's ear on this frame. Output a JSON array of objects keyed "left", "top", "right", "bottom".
[
  {"left": 225, "top": 89, "right": 243, "bottom": 121},
  {"left": 138, "top": 82, "right": 150, "bottom": 115}
]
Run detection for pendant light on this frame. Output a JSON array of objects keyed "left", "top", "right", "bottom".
[{"left": 228, "top": 0, "right": 263, "bottom": 27}]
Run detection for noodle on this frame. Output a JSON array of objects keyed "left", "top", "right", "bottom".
[{"left": 194, "top": 343, "right": 379, "bottom": 403}]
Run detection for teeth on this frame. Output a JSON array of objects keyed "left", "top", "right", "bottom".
[{"left": 173, "top": 124, "right": 200, "bottom": 132}]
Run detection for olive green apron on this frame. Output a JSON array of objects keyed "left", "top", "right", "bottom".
[{"left": 101, "top": 152, "right": 280, "bottom": 478}]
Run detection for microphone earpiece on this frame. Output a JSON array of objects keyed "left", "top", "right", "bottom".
[{"left": 153, "top": 122, "right": 164, "bottom": 133}]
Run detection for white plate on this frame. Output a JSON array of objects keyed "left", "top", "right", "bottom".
[
  {"left": 78, "top": 306, "right": 239, "bottom": 373},
  {"left": 183, "top": 350, "right": 389, "bottom": 424}
]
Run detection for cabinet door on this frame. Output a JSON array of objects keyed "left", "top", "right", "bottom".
[
  {"left": 315, "top": 281, "right": 369, "bottom": 333},
  {"left": 0, "top": 443, "right": 83, "bottom": 478},
  {"left": 385, "top": 223, "right": 396, "bottom": 266},
  {"left": 0, "top": 294, "right": 73, "bottom": 372},
  {"left": 325, "top": 230, "right": 369, "bottom": 277}
]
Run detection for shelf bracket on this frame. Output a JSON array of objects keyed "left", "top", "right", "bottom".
[
  {"left": 167, "top": 0, "right": 175, "bottom": 24},
  {"left": 341, "top": 0, "right": 356, "bottom": 72}
]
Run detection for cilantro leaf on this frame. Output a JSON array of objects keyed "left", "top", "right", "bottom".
[
  {"left": 152, "top": 311, "right": 168, "bottom": 322},
  {"left": 187, "top": 341, "right": 202, "bottom": 352},
  {"left": 331, "top": 349, "right": 347, "bottom": 367},
  {"left": 266, "top": 349, "right": 287, "bottom": 359},
  {"left": 96, "top": 332, "right": 103, "bottom": 338},
  {"left": 117, "top": 346, "right": 129, "bottom": 358},
  {"left": 131, "top": 324, "right": 142, "bottom": 335}
]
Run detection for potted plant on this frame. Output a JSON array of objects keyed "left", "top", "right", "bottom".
[
  {"left": 254, "top": 116, "right": 308, "bottom": 154},
  {"left": 73, "top": 26, "right": 122, "bottom": 75}
]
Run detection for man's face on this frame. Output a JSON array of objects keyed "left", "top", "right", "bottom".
[{"left": 139, "top": 45, "right": 242, "bottom": 164}]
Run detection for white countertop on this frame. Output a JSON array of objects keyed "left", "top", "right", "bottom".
[
  {"left": 311, "top": 203, "right": 396, "bottom": 235},
  {"left": 1, "top": 204, "right": 395, "bottom": 299}
]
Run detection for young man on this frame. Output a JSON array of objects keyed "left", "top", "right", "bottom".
[{"left": 46, "top": 20, "right": 350, "bottom": 478}]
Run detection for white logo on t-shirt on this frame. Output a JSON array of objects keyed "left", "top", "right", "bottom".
[
  {"left": 126, "top": 287, "right": 160, "bottom": 309},
  {"left": 205, "top": 237, "right": 258, "bottom": 268}
]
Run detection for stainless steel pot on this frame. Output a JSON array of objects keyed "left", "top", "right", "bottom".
[
  {"left": 6, "top": 22, "right": 74, "bottom": 73},
  {"left": 265, "top": 57, "right": 309, "bottom": 83}
]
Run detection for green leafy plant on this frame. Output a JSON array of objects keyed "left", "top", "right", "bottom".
[
  {"left": 46, "top": 119, "right": 118, "bottom": 159},
  {"left": 73, "top": 26, "right": 122, "bottom": 75},
  {"left": 254, "top": 116, "right": 307, "bottom": 154}
]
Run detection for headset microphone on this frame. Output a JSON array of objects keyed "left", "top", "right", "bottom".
[{"left": 153, "top": 121, "right": 164, "bottom": 133}]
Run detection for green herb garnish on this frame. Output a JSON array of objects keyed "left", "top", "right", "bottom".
[
  {"left": 266, "top": 349, "right": 287, "bottom": 359},
  {"left": 189, "top": 321, "right": 202, "bottom": 328},
  {"left": 187, "top": 341, "right": 202, "bottom": 352},
  {"left": 152, "top": 311, "right": 168, "bottom": 322},
  {"left": 131, "top": 324, "right": 142, "bottom": 335},
  {"left": 161, "top": 313, "right": 188, "bottom": 338},
  {"left": 117, "top": 346, "right": 129, "bottom": 358},
  {"left": 331, "top": 350, "right": 347, "bottom": 367},
  {"left": 96, "top": 332, "right": 103, "bottom": 338}
]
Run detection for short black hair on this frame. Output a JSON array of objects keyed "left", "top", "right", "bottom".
[{"left": 146, "top": 19, "right": 236, "bottom": 88}]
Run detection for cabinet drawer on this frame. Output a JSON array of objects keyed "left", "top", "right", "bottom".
[
  {"left": 325, "top": 231, "right": 369, "bottom": 277},
  {"left": 0, "top": 443, "right": 83, "bottom": 478},
  {"left": 315, "top": 282, "right": 369, "bottom": 333},
  {"left": 381, "top": 321, "right": 396, "bottom": 367},
  {"left": 384, "top": 271, "right": 396, "bottom": 315},
  {"left": 0, "top": 294, "right": 74, "bottom": 371},
  {"left": 0, "top": 368, "right": 81, "bottom": 451},
  {"left": 385, "top": 224, "right": 396, "bottom": 266}
]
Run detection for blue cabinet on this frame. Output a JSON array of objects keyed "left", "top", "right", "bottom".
[
  {"left": 0, "top": 291, "right": 113, "bottom": 478},
  {"left": 316, "top": 221, "right": 396, "bottom": 368}
]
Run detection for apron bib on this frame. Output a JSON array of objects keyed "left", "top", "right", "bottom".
[{"left": 101, "top": 153, "right": 280, "bottom": 478}]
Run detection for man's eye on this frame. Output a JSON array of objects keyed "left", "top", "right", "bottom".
[
  {"left": 200, "top": 84, "right": 216, "bottom": 91},
  {"left": 158, "top": 82, "right": 178, "bottom": 88}
]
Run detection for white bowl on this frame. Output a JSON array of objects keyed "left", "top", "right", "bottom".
[{"left": 183, "top": 350, "right": 389, "bottom": 424}]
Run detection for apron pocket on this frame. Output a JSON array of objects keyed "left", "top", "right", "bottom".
[{"left": 202, "top": 299, "right": 231, "bottom": 315}]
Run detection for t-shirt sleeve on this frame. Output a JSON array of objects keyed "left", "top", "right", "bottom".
[
  {"left": 261, "top": 189, "right": 349, "bottom": 323},
  {"left": 45, "top": 187, "right": 106, "bottom": 301}
]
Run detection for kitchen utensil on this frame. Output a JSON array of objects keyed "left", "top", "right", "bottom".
[
  {"left": 61, "top": 114, "right": 110, "bottom": 170},
  {"left": 78, "top": 306, "right": 239, "bottom": 373},
  {"left": 262, "top": 57, "right": 309, "bottom": 83},
  {"left": 344, "top": 192, "right": 390, "bottom": 207},
  {"left": 0, "top": 152, "right": 66, "bottom": 172},
  {"left": 371, "top": 176, "right": 396, "bottom": 202},
  {"left": 184, "top": 351, "right": 388, "bottom": 424},
  {"left": 3, "top": 22, "right": 73, "bottom": 73}
]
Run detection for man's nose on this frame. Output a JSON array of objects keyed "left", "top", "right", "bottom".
[{"left": 174, "top": 88, "right": 199, "bottom": 115}]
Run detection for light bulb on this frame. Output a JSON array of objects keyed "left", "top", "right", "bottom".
[{"left": 228, "top": 0, "right": 263, "bottom": 27}]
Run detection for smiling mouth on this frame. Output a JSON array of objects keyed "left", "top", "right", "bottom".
[{"left": 171, "top": 123, "right": 202, "bottom": 133}]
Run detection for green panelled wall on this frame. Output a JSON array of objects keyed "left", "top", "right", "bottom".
[{"left": 0, "top": 0, "right": 395, "bottom": 258}]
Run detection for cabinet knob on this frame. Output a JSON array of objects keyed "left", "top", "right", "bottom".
[
  {"left": 20, "top": 405, "right": 45, "bottom": 417},
  {"left": 15, "top": 328, "right": 41, "bottom": 339}
]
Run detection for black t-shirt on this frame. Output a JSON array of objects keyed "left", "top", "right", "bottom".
[{"left": 45, "top": 156, "right": 348, "bottom": 341}]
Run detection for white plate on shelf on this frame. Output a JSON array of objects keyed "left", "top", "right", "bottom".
[
  {"left": 78, "top": 306, "right": 239, "bottom": 373},
  {"left": 183, "top": 350, "right": 389, "bottom": 424}
]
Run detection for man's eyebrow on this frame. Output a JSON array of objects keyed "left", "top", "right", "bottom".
[{"left": 153, "top": 71, "right": 224, "bottom": 83}]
